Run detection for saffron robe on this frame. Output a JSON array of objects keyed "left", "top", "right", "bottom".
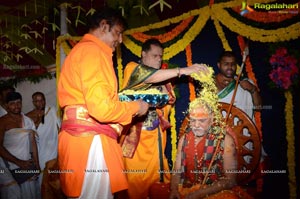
[
  {"left": 122, "top": 62, "right": 174, "bottom": 199},
  {"left": 57, "top": 34, "right": 140, "bottom": 197}
]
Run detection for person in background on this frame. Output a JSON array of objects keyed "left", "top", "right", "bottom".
[
  {"left": 215, "top": 51, "right": 262, "bottom": 119},
  {"left": 215, "top": 50, "right": 267, "bottom": 191},
  {"left": 121, "top": 38, "right": 209, "bottom": 199},
  {"left": 0, "top": 85, "right": 15, "bottom": 117},
  {"left": 57, "top": 7, "right": 149, "bottom": 199},
  {"left": 26, "top": 91, "right": 61, "bottom": 190},
  {"left": 0, "top": 91, "right": 40, "bottom": 199}
]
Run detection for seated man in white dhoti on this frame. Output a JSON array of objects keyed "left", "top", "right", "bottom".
[
  {"left": 0, "top": 91, "right": 41, "bottom": 199},
  {"left": 26, "top": 92, "right": 61, "bottom": 188}
]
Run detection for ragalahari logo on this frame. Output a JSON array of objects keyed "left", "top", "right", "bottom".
[
  {"left": 240, "top": 2, "right": 299, "bottom": 15},
  {"left": 240, "top": 1, "right": 254, "bottom": 15},
  {"left": 253, "top": 3, "right": 299, "bottom": 14}
]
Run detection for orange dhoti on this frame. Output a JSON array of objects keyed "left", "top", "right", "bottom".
[
  {"left": 123, "top": 126, "right": 170, "bottom": 199},
  {"left": 58, "top": 105, "right": 128, "bottom": 198}
]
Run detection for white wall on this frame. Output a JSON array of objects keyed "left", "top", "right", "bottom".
[{"left": 16, "top": 77, "right": 58, "bottom": 114}]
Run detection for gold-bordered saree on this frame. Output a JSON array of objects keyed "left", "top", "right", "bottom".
[{"left": 120, "top": 62, "right": 175, "bottom": 158}]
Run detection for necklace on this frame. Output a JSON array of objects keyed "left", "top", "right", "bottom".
[{"left": 193, "top": 136, "right": 205, "bottom": 184}]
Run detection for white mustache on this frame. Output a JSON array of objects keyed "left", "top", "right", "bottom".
[{"left": 192, "top": 127, "right": 205, "bottom": 131}]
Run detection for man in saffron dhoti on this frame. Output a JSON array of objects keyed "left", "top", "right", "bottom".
[
  {"left": 57, "top": 7, "right": 149, "bottom": 199},
  {"left": 0, "top": 91, "right": 40, "bottom": 199},
  {"left": 121, "top": 38, "right": 209, "bottom": 199}
]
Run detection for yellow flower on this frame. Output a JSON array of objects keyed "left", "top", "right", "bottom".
[
  {"left": 189, "top": 65, "right": 224, "bottom": 128},
  {"left": 284, "top": 91, "right": 296, "bottom": 198}
]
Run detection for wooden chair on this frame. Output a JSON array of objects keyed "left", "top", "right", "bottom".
[{"left": 179, "top": 102, "right": 261, "bottom": 185}]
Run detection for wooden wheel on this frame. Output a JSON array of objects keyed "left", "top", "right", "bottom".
[{"left": 179, "top": 102, "right": 261, "bottom": 184}]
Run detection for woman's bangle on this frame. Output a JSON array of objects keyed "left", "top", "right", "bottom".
[{"left": 177, "top": 67, "right": 181, "bottom": 78}]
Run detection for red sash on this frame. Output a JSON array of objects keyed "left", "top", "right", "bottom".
[{"left": 61, "top": 105, "right": 118, "bottom": 140}]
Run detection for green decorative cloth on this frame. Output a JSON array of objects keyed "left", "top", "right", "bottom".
[
  {"left": 121, "top": 63, "right": 157, "bottom": 91},
  {"left": 218, "top": 80, "right": 236, "bottom": 99}
]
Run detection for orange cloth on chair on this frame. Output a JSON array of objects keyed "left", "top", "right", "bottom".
[{"left": 57, "top": 33, "right": 140, "bottom": 197}]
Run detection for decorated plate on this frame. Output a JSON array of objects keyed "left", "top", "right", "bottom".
[{"left": 119, "top": 89, "right": 169, "bottom": 107}]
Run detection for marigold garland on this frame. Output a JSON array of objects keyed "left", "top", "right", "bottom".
[
  {"left": 116, "top": 46, "right": 124, "bottom": 89},
  {"left": 61, "top": 41, "right": 71, "bottom": 55},
  {"left": 237, "top": 36, "right": 263, "bottom": 138},
  {"left": 211, "top": 16, "right": 231, "bottom": 51},
  {"left": 231, "top": 7, "right": 297, "bottom": 23},
  {"left": 245, "top": 57, "right": 263, "bottom": 138},
  {"left": 124, "top": 2, "right": 299, "bottom": 59},
  {"left": 130, "top": 16, "right": 194, "bottom": 43},
  {"left": 212, "top": 2, "right": 300, "bottom": 42},
  {"left": 245, "top": 58, "right": 258, "bottom": 86},
  {"left": 185, "top": 44, "right": 196, "bottom": 102},
  {"left": 123, "top": 6, "right": 210, "bottom": 60},
  {"left": 185, "top": 44, "right": 192, "bottom": 67},
  {"left": 55, "top": 40, "right": 61, "bottom": 85},
  {"left": 284, "top": 91, "right": 296, "bottom": 198},
  {"left": 124, "top": 9, "right": 202, "bottom": 35},
  {"left": 170, "top": 106, "right": 177, "bottom": 168},
  {"left": 163, "top": 12, "right": 209, "bottom": 59},
  {"left": 123, "top": 36, "right": 141, "bottom": 59}
]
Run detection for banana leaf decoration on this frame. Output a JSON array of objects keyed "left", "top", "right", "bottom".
[
  {"left": 149, "top": 0, "right": 172, "bottom": 12},
  {"left": 29, "top": 31, "right": 42, "bottom": 39},
  {"left": 20, "top": 33, "right": 32, "bottom": 39},
  {"left": 21, "top": 24, "right": 32, "bottom": 30},
  {"left": 14, "top": 54, "right": 23, "bottom": 62},
  {"left": 31, "top": 19, "right": 42, "bottom": 25},
  {"left": 133, "top": 2, "right": 149, "bottom": 16},
  {"left": 72, "top": 5, "right": 86, "bottom": 27},
  {"left": 86, "top": 8, "right": 96, "bottom": 16}
]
